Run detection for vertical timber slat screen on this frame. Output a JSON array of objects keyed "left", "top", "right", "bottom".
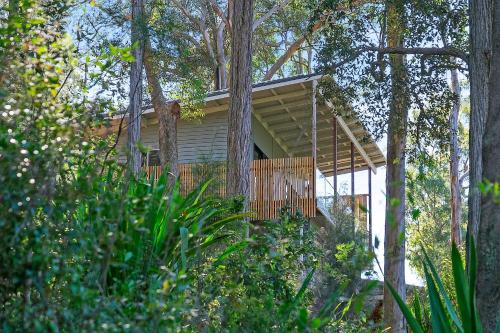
[{"left": 144, "top": 157, "right": 316, "bottom": 220}]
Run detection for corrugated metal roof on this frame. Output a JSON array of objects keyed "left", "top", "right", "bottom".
[
  {"left": 106, "top": 74, "right": 386, "bottom": 174},
  {"left": 206, "top": 73, "right": 320, "bottom": 98}
]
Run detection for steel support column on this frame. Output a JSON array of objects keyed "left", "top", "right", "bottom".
[
  {"left": 312, "top": 80, "right": 317, "bottom": 215},
  {"left": 350, "top": 142, "right": 355, "bottom": 236},
  {"left": 333, "top": 117, "right": 338, "bottom": 196},
  {"left": 368, "top": 169, "right": 373, "bottom": 251},
  {"left": 312, "top": 81, "right": 317, "bottom": 163},
  {"left": 350, "top": 141, "right": 355, "bottom": 210}
]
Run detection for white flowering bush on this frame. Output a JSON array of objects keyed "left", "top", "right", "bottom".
[{"left": 0, "top": 1, "right": 129, "bottom": 330}]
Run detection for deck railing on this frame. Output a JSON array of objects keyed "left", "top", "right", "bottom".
[
  {"left": 250, "top": 157, "right": 315, "bottom": 219},
  {"left": 315, "top": 168, "right": 369, "bottom": 229},
  {"left": 144, "top": 156, "right": 315, "bottom": 220}
]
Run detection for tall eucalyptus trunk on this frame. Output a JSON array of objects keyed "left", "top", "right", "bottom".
[
  {"left": 127, "top": 0, "right": 145, "bottom": 177},
  {"left": 226, "top": 0, "right": 254, "bottom": 217},
  {"left": 477, "top": 0, "right": 499, "bottom": 329},
  {"left": 383, "top": 1, "right": 409, "bottom": 332},
  {"left": 450, "top": 67, "right": 462, "bottom": 245},
  {"left": 467, "top": 0, "right": 492, "bottom": 244}
]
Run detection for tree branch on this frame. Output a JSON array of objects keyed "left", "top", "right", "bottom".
[
  {"left": 367, "top": 46, "right": 469, "bottom": 62},
  {"left": 171, "top": 0, "right": 201, "bottom": 27},
  {"left": 171, "top": 30, "right": 201, "bottom": 48},
  {"left": 263, "top": 19, "right": 324, "bottom": 80},
  {"left": 459, "top": 169, "right": 469, "bottom": 186},
  {"left": 263, "top": 0, "right": 382, "bottom": 80},
  {"left": 227, "top": 0, "right": 233, "bottom": 30},
  {"left": 171, "top": 0, "right": 217, "bottom": 66},
  {"left": 325, "top": 46, "right": 469, "bottom": 72},
  {"left": 252, "top": 0, "right": 292, "bottom": 31},
  {"left": 209, "top": 0, "right": 231, "bottom": 32},
  {"left": 329, "top": 46, "right": 468, "bottom": 74}
]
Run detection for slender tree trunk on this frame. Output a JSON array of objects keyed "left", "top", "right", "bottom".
[
  {"left": 144, "top": 38, "right": 179, "bottom": 184},
  {"left": 128, "top": 0, "right": 145, "bottom": 177},
  {"left": 449, "top": 66, "right": 462, "bottom": 245},
  {"left": 383, "top": 1, "right": 408, "bottom": 332},
  {"left": 226, "top": 0, "right": 253, "bottom": 211},
  {"left": 467, "top": 0, "right": 492, "bottom": 244},
  {"left": 216, "top": 23, "right": 228, "bottom": 90},
  {"left": 296, "top": 51, "right": 304, "bottom": 74},
  {"left": 477, "top": 0, "right": 499, "bottom": 330},
  {"left": 307, "top": 47, "right": 313, "bottom": 74}
]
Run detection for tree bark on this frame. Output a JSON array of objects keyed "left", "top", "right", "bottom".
[
  {"left": 216, "top": 22, "right": 228, "bottom": 90},
  {"left": 158, "top": 101, "right": 180, "bottom": 179},
  {"left": 307, "top": 46, "right": 313, "bottom": 74},
  {"left": 477, "top": 0, "right": 499, "bottom": 330},
  {"left": 383, "top": 1, "right": 408, "bottom": 332},
  {"left": 226, "top": 0, "right": 253, "bottom": 211},
  {"left": 467, "top": 0, "right": 492, "bottom": 244},
  {"left": 127, "top": 0, "right": 145, "bottom": 177},
  {"left": 449, "top": 66, "right": 462, "bottom": 245},
  {"left": 144, "top": 38, "right": 180, "bottom": 184}
]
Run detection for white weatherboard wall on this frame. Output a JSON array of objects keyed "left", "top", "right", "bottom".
[
  {"left": 178, "top": 112, "right": 228, "bottom": 163},
  {"left": 116, "top": 110, "right": 288, "bottom": 163},
  {"left": 117, "top": 111, "right": 228, "bottom": 163}
]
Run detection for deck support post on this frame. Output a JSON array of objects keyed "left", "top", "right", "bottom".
[
  {"left": 333, "top": 117, "right": 338, "bottom": 197},
  {"left": 350, "top": 141, "right": 355, "bottom": 236},
  {"left": 350, "top": 141, "right": 355, "bottom": 209},
  {"left": 368, "top": 169, "right": 373, "bottom": 251},
  {"left": 312, "top": 80, "right": 317, "bottom": 213},
  {"left": 312, "top": 80, "right": 317, "bottom": 166}
]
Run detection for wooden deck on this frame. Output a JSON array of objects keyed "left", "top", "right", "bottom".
[{"left": 144, "top": 157, "right": 316, "bottom": 220}]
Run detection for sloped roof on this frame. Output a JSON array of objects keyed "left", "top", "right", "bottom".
[
  {"left": 107, "top": 74, "right": 386, "bottom": 175},
  {"left": 201, "top": 74, "right": 386, "bottom": 175}
]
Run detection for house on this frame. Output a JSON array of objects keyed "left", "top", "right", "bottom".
[{"left": 102, "top": 74, "right": 386, "bottom": 246}]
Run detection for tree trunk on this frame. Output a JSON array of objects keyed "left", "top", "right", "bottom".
[
  {"left": 383, "top": 1, "right": 408, "bottom": 332},
  {"left": 477, "top": 0, "right": 499, "bottom": 330},
  {"left": 127, "top": 0, "right": 145, "bottom": 177},
  {"left": 296, "top": 51, "right": 304, "bottom": 74},
  {"left": 307, "top": 47, "right": 313, "bottom": 74},
  {"left": 216, "top": 23, "right": 228, "bottom": 90},
  {"left": 467, "top": 0, "right": 492, "bottom": 244},
  {"left": 158, "top": 101, "right": 180, "bottom": 179},
  {"left": 144, "top": 38, "right": 180, "bottom": 184},
  {"left": 449, "top": 66, "right": 462, "bottom": 245},
  {"left": 226, "top": 0, "right": 253, "bottom": 210}
]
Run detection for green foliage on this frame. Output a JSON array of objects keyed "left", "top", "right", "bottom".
[
  {"left": 0, "top": 2, "right": 238, "bottom": 330},
  {"left": 315, "top": 202, "right": 375, "bottom": 296},
  {"left": 75, "top": 168, "right": 246, "bottom": 287},
  {"left": 191, "top": 209, "right": 319, "bottom": 331},
  {"left": 0, "top": 1, "right": 382, "bottom": 331},
  {"left": 406, "top": 155, "right": 467, "bottom": 295},
  {"left": 315, "top": 0, "right": 468, "bottom": 151},
  {"left": 478, "top": 180, "right": 500, "bottom": 203},
  {"left": 387, "top": 239, "right": 486, "bottom": 333}
]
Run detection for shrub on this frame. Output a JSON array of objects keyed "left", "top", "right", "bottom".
[{"left": 387, "top": 238, "right": 488, "bottom": 333}]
